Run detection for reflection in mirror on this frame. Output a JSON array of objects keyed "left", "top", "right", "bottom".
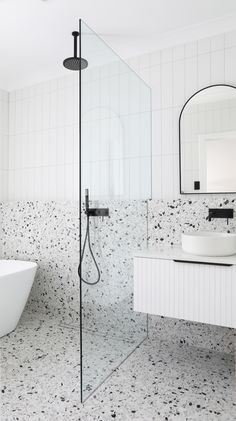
[{"left": 179, "top": 84, "right": 236, "bottom": 193}]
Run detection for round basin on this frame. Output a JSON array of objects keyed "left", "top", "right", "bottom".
[{"left": 182, "top": 231, "right": 236, "bottom": 256}]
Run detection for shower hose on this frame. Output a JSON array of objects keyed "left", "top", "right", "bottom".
[{"left": 78, "top": 213, "right": 101, "bottom": 285}]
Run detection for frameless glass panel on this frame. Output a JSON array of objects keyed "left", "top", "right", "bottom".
[{"left": 79, "top": 19, "right": 151, "bottom": 402}]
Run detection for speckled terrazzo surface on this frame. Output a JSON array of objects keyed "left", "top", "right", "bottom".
[
  {"left": 1, "top": 197, "right": 236, "bottom": 419},
  {"left": 147, "top": 197, "right": 236, "bottom": 248},
  {"left": 1, "top": 310, "right": 235, "bottom": 421},
  {"left": 0, "top": 200, "right": 148, "bottom": 332},
  {"left": 0, "top": 198, "right": 235, "bottom": 352}
]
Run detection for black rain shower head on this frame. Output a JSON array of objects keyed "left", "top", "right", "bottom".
[{"left": 63, "top": 31, "right": 88, "bottom": 71}]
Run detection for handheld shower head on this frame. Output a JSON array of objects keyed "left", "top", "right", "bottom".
[
  {"left": 78, "top": 187, "right": 109, "bottom": 286},
  {"left": 79, "top": 187, "right": 101, "bottom": 285},
  {"left": 63, "top": 31, "right": 88, "bottom": 71}
]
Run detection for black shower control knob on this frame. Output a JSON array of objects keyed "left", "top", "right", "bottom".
[{"left": 87, "top": 208, "right": 109, "bottom": 217}]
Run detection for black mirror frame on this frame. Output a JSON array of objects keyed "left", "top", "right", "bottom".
[{"left": 179, "top": 83, "right": 236, "bottom": 194}]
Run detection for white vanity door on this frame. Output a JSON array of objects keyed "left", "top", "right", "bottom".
[{"left": 134, "top": 257, "right": 236, "bottom": 328}]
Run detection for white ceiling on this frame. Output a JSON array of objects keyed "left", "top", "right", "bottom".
[{"left": 1, "top": 0, "right": 236, "bottom": 90}]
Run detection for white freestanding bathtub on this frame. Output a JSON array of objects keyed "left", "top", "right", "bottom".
[{"left": 0, "top": 260, "right": 37, "bottom": 338}]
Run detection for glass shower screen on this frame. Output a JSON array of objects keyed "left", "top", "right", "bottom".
[{"left": 79, "top": 19, "right": 152, "bottom": 402}]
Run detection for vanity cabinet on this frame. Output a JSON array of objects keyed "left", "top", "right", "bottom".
[{"left": 134, "top": 248, "right": 236, "bottom": 328}]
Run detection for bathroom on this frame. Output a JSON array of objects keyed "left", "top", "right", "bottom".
[{"left": 0, "top": 0, "right": 236, "bottom": 419}]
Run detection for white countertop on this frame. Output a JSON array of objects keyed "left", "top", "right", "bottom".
[{"left": 134, "top": 245, "right": 236, "bottom": 265}]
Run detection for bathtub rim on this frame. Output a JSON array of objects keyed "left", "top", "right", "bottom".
[{"left": 0, "top": 259, "right": 37, "bottom": 277}]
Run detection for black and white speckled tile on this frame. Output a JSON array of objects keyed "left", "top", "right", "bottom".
[
  {"left": 147, "top": 197, "right": 236, "bottom": 354},
  {"left": 0, "top": 200, "right": 148, "bottom": 342},
  {"left": 0, "top": 198, "right": 235, "bottom": 353},
  {"left": 0, "top": 201, "right": 81, "bottom": 319},
  {"left": 1, "top": 310, "right": 235, "bottom": 420},
  {"left": 0, "top": 310, "right": 139, "bottom": 420},
  {"left": 148, "top": 197, "right": 236, "bottom": 249},
  {"left": 148, "top": 314, "right": 236, "bottom": 354}
]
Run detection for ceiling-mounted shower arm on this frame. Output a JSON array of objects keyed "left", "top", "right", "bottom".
[
  {"left": 72, "top": 31, "right": 79, "bottom": 57},
  {"left": 63, "top": 30, "right": 88, "bottom": 71}
]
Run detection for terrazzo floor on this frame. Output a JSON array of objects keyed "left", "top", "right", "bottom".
[{"left": 0, "top": 311, "right": 235, "bottom": 421}]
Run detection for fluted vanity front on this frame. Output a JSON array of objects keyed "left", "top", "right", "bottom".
[{"left": 134, "top": 246, "right": 236, "bottom": 328}]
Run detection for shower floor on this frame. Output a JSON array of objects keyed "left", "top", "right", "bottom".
[{"left": 1, "top": 310, "right": 235, "bottom": 420}]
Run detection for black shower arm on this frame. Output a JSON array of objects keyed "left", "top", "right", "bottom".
[{"left": 72, "top": 31, "right": 79, "bottom": 58}]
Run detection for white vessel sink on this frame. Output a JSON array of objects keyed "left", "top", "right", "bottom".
[{"left": 182, "top": 231, "right": 236, "bottom": 257}]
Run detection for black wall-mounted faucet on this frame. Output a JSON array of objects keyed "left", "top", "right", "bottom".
[
  {"left": 85, "top": 189, "right": 109, "bottom": 218},
  {"left": 207, "top": 208, "right": 234, "bottom": 225}
]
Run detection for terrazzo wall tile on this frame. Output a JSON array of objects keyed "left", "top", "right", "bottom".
[
  {"left": 1, "top": 201, "right": 54, "bottom": 259},
  {"left": 0, "top": 196, "right": 235, "bottom": 351},
  {"left": 37, "top": 201, "right": 81, "bottom": 321},
  {"left": 82, "top": 200, "right": 148, "bottom": 305},
  {"left": 80, "top": 200, "right": 148, "bottom": 340},
  {"left": 0, "top": 200, "right": 148, "bottom": 340},
  {"left": 147, "top": 196, "right": 236, "bottom": 353},
  {"left": 148, "top": 196, "right": 236, "bottom": 248},
  {"left": 0, "top": 201, "right": 81, "bottom": 320}
]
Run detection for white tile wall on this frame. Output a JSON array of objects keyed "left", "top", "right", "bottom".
[
  {"left": 3, "top": 62, "right": 151, "bottom": 201},
  {"left": 1, "top": 29, "right": 236, "bottom": 202},
  {"left": 0, "top": 89, "right": 9, "bottom": 200},
  {"left": 127, "top": 29, "right": 236, "bottom": 200},
  {"left": 7, "top": 74, "right": 79, "bottom": 201},
  {"left": 81, "top": 62, "right": 152, "bottom": 201}
]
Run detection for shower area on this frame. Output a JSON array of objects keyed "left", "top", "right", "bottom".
[
  {"left": 0, "top": 19, "right": 151, "bottom": 406},
  {"left": 78, "top": 20, "right": 151, "bottom": 401}
]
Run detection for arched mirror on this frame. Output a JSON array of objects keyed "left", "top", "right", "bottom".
[{"left": 179, "top": 84, "right": 236, "bottom": 194}]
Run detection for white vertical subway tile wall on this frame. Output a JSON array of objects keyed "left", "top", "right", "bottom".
[
  {"left": 81, "top": 62, "right": 151, "bottom": 201},
  {"left": 127, "top": 30, "right": 236, "bottom": 199},
  {"left": 1, "top": 29, "right": 236, "bottom": 201},
  {"left": 7, "top": 75, "right": 79, "bottom": 201},
  {"left": 4, "top": 62, "right": 152, "bottom": 201},
  {"left": 0, "top": 89, "right": 9, "bottom": 200}
]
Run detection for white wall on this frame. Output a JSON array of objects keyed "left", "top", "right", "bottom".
[
  {"left": 127, "top": 29, "right": 236, "bottom": 199},
  {"left": 8, "top": 75, "right": 79, "bottom": 201},
  {"left": 5, "top": 62, "right": 151, "bottom": 201},
  {"left": 0, "top": 89, "right": 9, "bottom": 199},
  {"left": 2, "top": 29, "right": 236, "bottom": 201},
  {"left": 82, "top": 62, "right": 151, "bottom": 201}
]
